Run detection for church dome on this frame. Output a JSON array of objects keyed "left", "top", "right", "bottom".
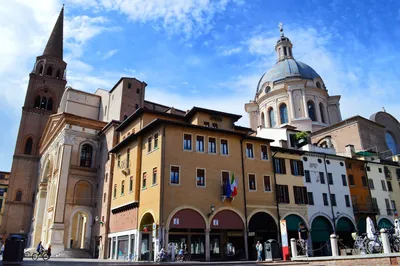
[{"left": 256, "top": 58, "right": 320, "bottom": 93}]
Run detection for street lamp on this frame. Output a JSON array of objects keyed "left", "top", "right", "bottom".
[
  {"left": 208, "top": 205, "right": 215, "bottom": 217},
  {"left": 95, "top": 216, "right": 104, "bottom": 226}
]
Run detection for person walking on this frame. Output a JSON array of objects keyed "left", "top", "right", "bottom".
[
  {"left": 298, "top": 222, "right": 309, "bottom": 256},
  {"left": 255, "top": 241, "right": 263, "bottom": 262},
  {"left": 47, "top": 245, "right": 51, "bottom": 258}
]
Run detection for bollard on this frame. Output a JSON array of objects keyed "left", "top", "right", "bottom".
[
  {"left": 380, "top": 229, "right": 391, "bottom": 254},
  {"left": 330, "top": 234, "right": 339, "bottom": 257},
  {"left": 290, "top": 238, "right": 297, "bottom": 258}
]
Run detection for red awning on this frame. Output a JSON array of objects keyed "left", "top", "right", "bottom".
[
  {"left": 170, "top": 209, "right": 206, "bottom": 229},
  {"left": 211, "top": 210, "right": 244, "bottom": 230}
]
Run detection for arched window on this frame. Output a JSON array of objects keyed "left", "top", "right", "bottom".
[
  {"left": 15, "top": 191, "right": 22, "bottom": 201},
  {"left": 34, "top": 96, "right": 41, "bottom": 108},
  {"left": 265, "top": 86, "right": 271, "bottom": 93},
  {"left": 268, "top": 108, "right": 276, "bottom": 127},
  {"left": 80, "top": 144, "right": 93, "bottom": 168},
  {"left": 316, "top": 82, "right": 321, "bottom": 89},
  {"left": 47, "top": 98, "right": 53, "bottom": 111},
  {"left": 279, "top": 103, "right": 288, "bottom": 124},
  {"left": 40, "top": 97, "right": 47, "bottom": 109},
  {"left": 73, "top": 181, "right": 92, "bottom": 205},
  {"left": 261, "top": 112, "right": 265, "bottom": 128},
  {"left": 386, "top": 132, "right": 397, "bottom": 155},
  {"left": 46, "top": 66, "right": 53, "bottom": 76},
  {"left": 307, "top": 100, "right": 316, "bottom": 121},
  {"left": 319, "top": 102, "right": 325, "bottom": 123},
  {"left": 38, "top": 64, "right": 44, "bottom": 75},
  {"left": 24, "top": 138, "right": 33, "bottom": 155}
]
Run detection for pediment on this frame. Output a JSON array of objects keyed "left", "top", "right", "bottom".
[{"left": 39, "top": 113, "right": 65, "bottom": 154}]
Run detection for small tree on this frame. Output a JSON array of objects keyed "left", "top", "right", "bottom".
[{"left": 295, "top": 131, "right": 309, "bottom": 140}]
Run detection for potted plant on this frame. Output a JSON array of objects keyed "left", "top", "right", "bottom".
[{"left": 295, "top": 131, "right": 309, "bottom": 147}]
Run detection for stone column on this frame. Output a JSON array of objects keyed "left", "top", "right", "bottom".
[
  {"left": 315, "top": 96, "right": 322, "bottom": 123},
  {"left": 274, "top": 99, "right": 279, "bottom": 126},
  {"left": 31, "top": 185, "right": 47, "bottom": 246},
  {"left": 302, "top": 90, "right": 309, "bottom": 118},
  {"left": 288, "top": 89, "right": 296, "bottom": 120},
  {"left": 205, "top": 229, "right": 210, "bottom": 261}
]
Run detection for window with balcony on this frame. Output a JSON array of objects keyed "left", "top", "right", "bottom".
[
  {"left": 246, "top": 143, "right": 254, "bottom": 158},
  {"left": 261, "top": 145, "right": 268, "bottom": 160},
  {"left": 274, "top": 158, "right": 286, "bottom": 174},
  {"left": 290, "top": 160, "right": 304, "bottom": 176},
  {"left": 277, "top": 185, "right": 289, "bottom": 203}
]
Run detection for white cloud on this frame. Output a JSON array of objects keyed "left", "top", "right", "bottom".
[
  {"left": 68, "top": 0, "right": 241, "bottom": 39},
  {"left": 218, "top": 46, "right": 242, "bottom": 56},
  {"left": 101, "top": 49, "right": 118, "bottom": 59}
]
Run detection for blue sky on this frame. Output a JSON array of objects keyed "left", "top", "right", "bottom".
[{"left": 0, "top": 0, "right": 399, "bottom": 171}]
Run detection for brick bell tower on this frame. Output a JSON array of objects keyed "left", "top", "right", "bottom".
[{"left": 1, "top": 6, "right": 67, "bottom": 240}]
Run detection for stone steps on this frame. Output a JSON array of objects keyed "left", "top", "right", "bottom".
[{"left": 55, "top": 248, "right": 92, "bottom": 258}]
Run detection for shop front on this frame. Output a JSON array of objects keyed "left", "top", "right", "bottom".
[
  {"left": 167, "top": 208, "right": 206, "bottom": 261},
  {"left": 210, "top": 209, "right": 245, "bottom": 261},
  {"left": 108, "top": 230, "right": 137, "bottom": 260},
  {"left": 336, "top": 217, "right": 355, "bottom": 249},
  {"left": 311, "top": 216, "right": 333, "bottom": 256},
  {"left": 139, "top": 213, "right": 155, "bottom": 261},
  {"left": 248, "top": 212, "right": 278, "bottom": 261}
]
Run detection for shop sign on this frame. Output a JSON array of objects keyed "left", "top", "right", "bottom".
[
  {"left": 248, "top": 232, "right": 255, "bottom": 237},
  {"left": 227, "top": 232, "right": 243, "bottom": 237},
  {"left": 213, "top": 219, "right": 219, "bottom": 226},
  {"left": 173, "top": 218, "right": 179, "bottom": 225}
]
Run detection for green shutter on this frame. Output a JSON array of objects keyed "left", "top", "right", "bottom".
[
  {"left": 285, "top": 214, "right": 304, "bottom": 231},
  {"left": 311, "top": 216, "right": 332, "bottom": 243},
  {"left": 336, "top": 217, "right": 355, "bottom": 232},
  {"left": 378, "top": 218, "right": 393, "bottom": 229}
]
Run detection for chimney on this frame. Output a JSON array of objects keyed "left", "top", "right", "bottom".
[{"left": 345, "top": 144, "right": 355, "bottom": 158}]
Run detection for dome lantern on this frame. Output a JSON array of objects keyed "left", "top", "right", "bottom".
[{"left": 275, "top": 22, "right": 293, "bottom": 62}]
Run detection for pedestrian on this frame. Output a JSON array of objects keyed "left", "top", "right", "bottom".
[
  {"left": 47, "top": 245, "right": 51, "bottom": 258},
  {"left": 36, "top": 241, "right": 44, "bottom": 254},
  {"left": 255, "top": 241, "right": 263, "bottom": 262},
  {"left": 298, "top": 222, "right": 309, "bottom": 256}
]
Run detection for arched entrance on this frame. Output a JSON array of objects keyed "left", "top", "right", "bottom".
[
  {"left": 210, "top": 210, "right": 245, "bottom": 261},
  {"left": 139, "top": 213, "right": 155, "bottom": 261},
  {"left": 69, "top": 211, "right": 91, "bottom": 249},
  {"left": 248, "top": 212, "right": 278, "bottom": 260},
  {"left": 311, "top": 216, "right": 333, "bottom": 256},
  {"left": 284, "top": 214, "right": 306, "bottom": 241},
  {"left": 336, "top": 217, "right": 355, "bottom": 249},
  {"left": 168, "top": 208, "right": 206, "bottom": 261},
  {"left": 378, "top": 218, "right": 393, "bottom": 229}
]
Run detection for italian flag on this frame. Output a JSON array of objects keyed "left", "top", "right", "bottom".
[{"left": 230, "top": 173, "right": 238, "bottom": 198}]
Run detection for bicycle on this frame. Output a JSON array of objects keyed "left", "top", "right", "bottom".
[
  {"left": 351, "top": 232, "right": 368, "bottom": 255},
  {"left": 123, "top": 253, "right": 138, "bottom": 262},
  {"left": 296, "top": 239, "right": 308, "bottom": 256},
  {"left": 32, "top": 250, "right": 49, "bottom": 261},
  {"left": 365, "top": 231, "right": 383, "bottom": 254},
  {"left": 385, "top": 226, "right": 400, "bottom": 252}
]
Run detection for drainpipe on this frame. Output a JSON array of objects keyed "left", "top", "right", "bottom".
[
  {"left": 323, "top": 154, "right": 336, "bottom": 233},
  {"left": 240, "top": 138, "right": 249, "bottom": 260},
  {"left": 159, "top": 124, "right": 167, "bottom": 249},
  {"left": 271, "top": 151, "right": 282, "bottom": 243},
  {"left": 364, "top": 162, "right": 377, "bottom": 226}
]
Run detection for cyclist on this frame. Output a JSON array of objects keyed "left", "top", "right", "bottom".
[
  {"left": 298, "top": 222, "right": 309, "bottom": 256},
  {"left": 36, "top": 241, "right": 44, "bottom": 255}
]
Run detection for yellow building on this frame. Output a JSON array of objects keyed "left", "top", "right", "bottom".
[
  {"left": 108, "top": 107, "right": 276, "bottom": 261},
  {"left": 0, "top": 171, "right": 10, "bottom": 241}
]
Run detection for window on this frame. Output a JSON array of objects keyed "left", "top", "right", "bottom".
[
  {"left": 261, "top": 112, "right": 265, "bottom": 127},
  {"left": 342, "top": 174, "right": 347, "bottom": 186},
  {"left": 290, "top": 160, "right": 304, "bottom": 176},
  {"left": 15, "top": 191, "right": 22, "bottom": 202},
  {"left": 154, "top": 133, "right": 159, "bottom": 149},
  {"left": 248, "top": 174, "right": 256, "bottom": 191},
  {"left": 360, "top": 165, "right": 365, "bottom": 171},
  {"left": 386, "top": 131, "right": 398, "bottom": 155},
  {"left": 308, "top": 192, "right": 314, "bottom": 205},
  {"left": 372, "top": 197, "right": 378, "bottom": 210},
  {"left": 381, "top": 180, "right": 387, "bottom": 191},
  {"left": 345, "top": 195, "right": 351, "bottom": 207},
  {"left": 319, "top": 172, "right": 325, "bottom": 184},
  {"left": 327, "top": 173, "right": 333, "bottom": 185},
  {"left": 368, "top": 179, "right": 375, "bottom": 189},
  {"left": 196, "top": 136, "right": 205, "bottom": 152},
  {"left": 128, "top": 83, "right": 131, "bottom": 89},
  {"left": 212, "top": 123, "right": 218, "bottom": 129},
  {"left": 330, "top": 194, "right": 337, "bottom": 206},
  {"left": 105, "top": 173, "right": 108, "bottom": 183},
  {"left": 135, "top": 104, "right": 139, "bottom": 109},
  {"left": 126, "top": 148, "right": 130, "bottom": 168},
  {"left": 121, "top": 180, "right": 125, "bottom": 195},
  {"left": 208, "top": 137, "right": 216, "bottom": 154},
  {"left": 277, "top": 185, "right": 289, "bottom": 203},
  {"left": 142, "top": 172, "right": 147, "bottom": 189},
  {"left": 387, "top": 180, "right": 393, "bottom": 192},
  {"left": 362, "top": 176, "right": 368, "bottom": 187},
  {"left": 322, "top": 193, "right": 329, "bottom": 206},
  {"left": 294, "top": 186, "right": 308, "bottom": 204},
  {"left": 0, "top": 188, "right": 4, "bottom": 196},
  {"left": 263, "top": 176, "right": 271, "bottom": 192},
  {"left": 384, "top": 166, "right": 391, "bottom": 178},
  {"left": 367, "top": 166, "right": 371, "bottom": 171},
  {"left": 392, "top": 200, "right": 397, "bottom": 211},
  {"left": 0, "top": 174, "right": 4, "bottom": 179},
  {"left": 148, "top": 137, "right": 152, "bottom": 152},
  {"left": 349, "top": 175, "right": 355, "bottom": 186},
  {"left": 274, "top": 158, "right": 286, "bottom": 174},
  {"left": 170, "top": 166, "right": 180, "bottom": 184},
  {"left": 183, "top": 134, "right": 192, "bottom": 150},
  {"left": 220, "top": 139, "right": 229, "bottom": 155},
  {"left": 268, "top": 108, "right": 276, "bottom": 127},
  {"left": 305, "top": 170, "right": 311, "bottom": 183},
  {"left": 222, "top": 171, "right": 230, "bottom": 196},
  {"left": 46, "top": 66, "right": 53, "bottom": 76},
  {"left": 308, "top": 101, "right": 316, "bottom": 121},
  {"left": 289, "top": 134, "right": 296, "bottom": 148},
  {"left": 152, "top": 168, "right": 157, "bottom": 185},
  {"left": 246, "top": 143, "right": 254, "bottom": 158},
  {"left": 261, "top": 145, "right": 268, "bottom": 160},
  {"left": 80, "top": 144, "right": 93, "bottom": 168},
  {"left": 117, "top": 154, "right": 121, "bottom": 168},
  {"left": 279, "top": 103, "right": 288, "bottom": 124},
  {"left": 129, "top": 176, "right": 133, "bottom": 192},
  {"left": 204, "top": 122, "right": 210, "bottom": 127},
  {"left": 347, "top": 163, "right": 352, "bottom": 169},
  {"left": 319, "top": 103, "right": 325, "bottom": 123},
  {"left": 397, "top": 168, "right": 400, "bottom": 180},
  {"left": 34, "top": 96, "right": 41, "bottom": 108},
  {"left": 47, "top": 98, "right": 53, "bottom": 111},
  {"left": 136, "top": 88, "right": 140, "bottom": 93},
  {"left": 24, "top": 137, "right": 33, "bottom": 155},
  {"left": 196, "top": 169, "right": 205, "bottom": 187},
  {"left": 113, "top": 185, "right": 117, "bottom": 198},
  {"left": 385, "top": 198, "right": 391, "bottom": 210}
]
